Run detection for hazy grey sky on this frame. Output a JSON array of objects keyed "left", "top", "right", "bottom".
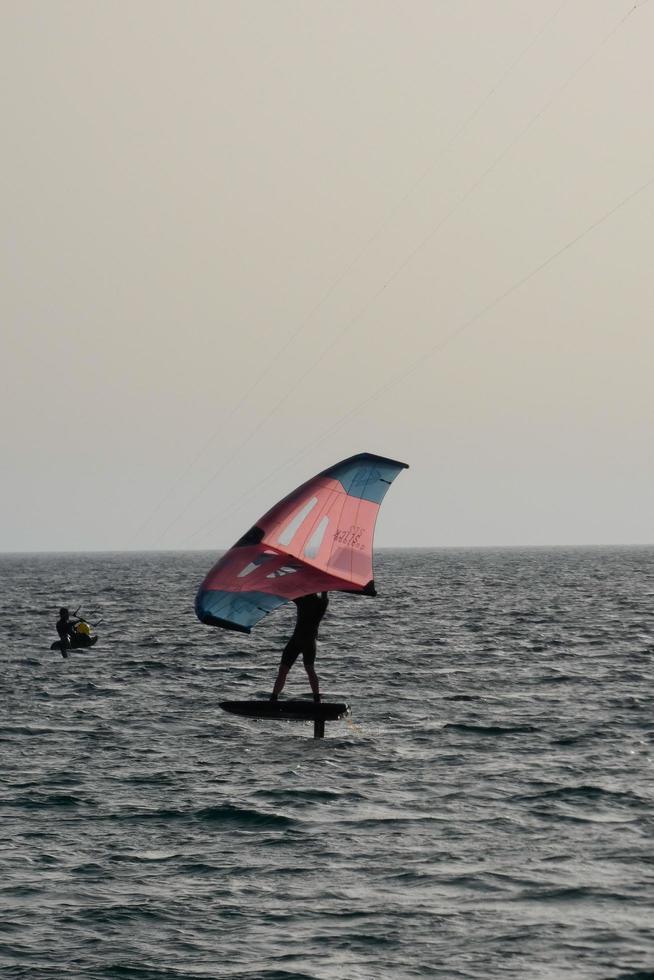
[{"left": 2, "top": 0, "right": 653, "bottom": 551}]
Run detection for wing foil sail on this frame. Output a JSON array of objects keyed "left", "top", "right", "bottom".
[{"left": 195, "top": 452, "right": 408, "bottom": 632}]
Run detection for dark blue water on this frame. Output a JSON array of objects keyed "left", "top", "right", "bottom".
[{"left": 1, "top": 549, "right": 653, "bottom": 979}]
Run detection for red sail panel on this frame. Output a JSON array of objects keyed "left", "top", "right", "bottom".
[{"left": 196, "top": 453, "right": 408, "bottom": 632}]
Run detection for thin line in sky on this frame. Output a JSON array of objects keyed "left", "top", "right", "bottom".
[
  {"left": 156, "top": 0, "right": 645, "bottom": 547},
  {"left": 186, "top": 170, "right": 654, "bottom": 546},
  {"left": 128, "top": 1, "right": 569, "bottom": 547}
]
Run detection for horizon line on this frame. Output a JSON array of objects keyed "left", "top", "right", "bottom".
[{"left": 1, "top": 542, "right": 653, "bottom": 557}]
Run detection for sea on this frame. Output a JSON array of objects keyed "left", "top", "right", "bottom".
[{"left": 1, "top": 548, "right": 653, "bottom": 980}]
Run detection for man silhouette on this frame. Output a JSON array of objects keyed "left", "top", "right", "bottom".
[
  {"left": 270, "top": 592, "right": 328, "bottom": 703},
  {"left": 55, "top": 607, "right": 78, "bottom": 659}
]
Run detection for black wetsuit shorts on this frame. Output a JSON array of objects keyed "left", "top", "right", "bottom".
[
  {"left": 280, "top": 593, "right": 328, "bottom": 668},
  {"left": 281, "top": 632, "right": 317, "bottom": 668}
]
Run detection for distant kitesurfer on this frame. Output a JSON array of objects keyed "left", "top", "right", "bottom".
[
  {"left": 55, "top": 607, "right": 79, "bottom": 659},
  {"left": 270, "top": 592, "right": 329, "bottom": 703}
]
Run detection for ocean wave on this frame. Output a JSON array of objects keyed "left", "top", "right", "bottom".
[
  {"left": 69, "top": 904, "right": 174, "bottom": 927},
  {"left": 194, "top": 805, "right": 296, "bottom": 828},
  {"left": 252, "top": 787, "right": 353, "bottom": 803},
  {"left": 444, "top": 723, "right": 538, "bottom": 736},
  {"left": 101, "top": 804, "right": 297, "bottom": 829},
  {"left": 2, "top": 793, "right": 87, "bottom": 809},
  {"left": 514, "top": 785, "right": 647, "bottom": 806}
]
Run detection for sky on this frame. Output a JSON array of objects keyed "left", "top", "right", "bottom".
[{"left": 2, "top": 0, "right": 653, "bottom": 552}]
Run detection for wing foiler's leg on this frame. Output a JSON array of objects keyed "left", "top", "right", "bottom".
[
  {"left": 302, "top": 640, "right": 321, "bottom": 704},
  {"left": 270, "top": 637, "right": 301, "bottom": 700}
]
